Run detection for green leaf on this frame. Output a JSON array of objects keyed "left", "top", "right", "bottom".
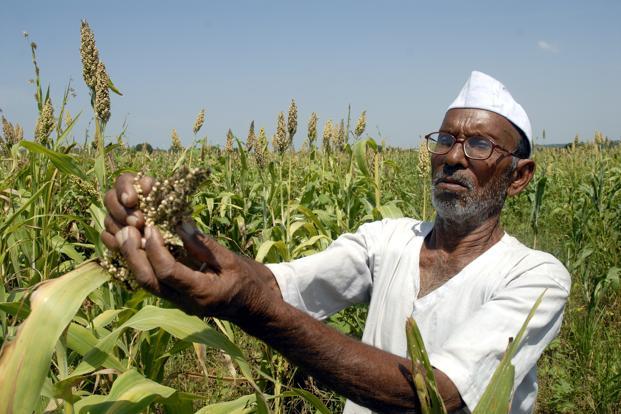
[
  {"left": 254, "top": 391, "right": 269, "bottom": 414},
  {"left": 92, "top": 308, "right": 126, "bottom": 330},
  {"left": 291, "top": 234, "right": 330, "bottom": 258},
  {"left": 405, "top": 317, "right": 447, "bottom": 414},
  {"left": 56, "top": 111, "right": 82, "bottom": 144},
  {"left": 0, "top": 301, "right": 31, "bottom": 319},
  {"left": 52, "top": 234, "right": 85, "bottom": 263},
  {"left": 173, "top": 147, "right": 191, "bottom": 172},
  {"left": 606, "top": 267, "right": 620, "bottom": 291},
  {"left": 70, "top": 306, "right": 257, "bottom": 390},
  {"left": 108, "top": 77, "right": 123, "bottom": 96},
  {"left": 88, "top": 203, "right": 107, "bottom": 257},
  {"left": 20, "top": 140, "right": 86, "bottom": 180},
  {"left": 352, "top": 138, "right": 378, "bottom": 178},
  {"left": 94, "top": 152, "right": 106, "bottom": 193},
  {"left": 162, "top": 391, "right": 204, "bottom": 414},
  {"left": 255, "top": 240, "right": 287, "bottom": 263},
  {"left": 282, "top": 388, "right": 333, "bottom": 414},
  {"left": 293, "top": 204, "right": 330, "bottom": 237},
  {"left": 74, "top": 369, "right": 175, "bottom": 414},
  {"left": 0, "top": 262, "right": 110, "bottom": 414},
  {"left": 472, "top": 289, "right": 547, "bottom": 414},
  {"left": 65, "top": 322, "right": 124, "bottom": 372},
  {"left": 0, "top": 182, "right": 50, "bottom": 236},
  {"left": 376, "top": 202, "right": 404, "bottom": 219},
  {"left": 236, "top": 138, "right": 248, "bottom": 172},
  {"left": 506, "top": 289, "right": 547, "bottom": 357},
  {"left": 194, "top": 394, "right": 256, "bottom": 414},
  {"left": 472, "top": 356, "right": 515, "bottom": 414}
]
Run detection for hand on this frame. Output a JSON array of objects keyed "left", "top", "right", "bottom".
[
  {"left": 100, "top": 172, "right": 154, "bottom": 249},
  {"left": 101, "top": 173, "right": 282, "bottom": 324}
]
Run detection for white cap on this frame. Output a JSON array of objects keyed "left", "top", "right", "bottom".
[{"left": 447, "top": 71, "right": 532, "bottom": 156}]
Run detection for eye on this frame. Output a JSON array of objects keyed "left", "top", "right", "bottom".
[
  {"left": 436, "top": 133, "right": 454, "bottom": 146},
  {"left": 467, "top": 136, "right": 492, "bottom": 150}
]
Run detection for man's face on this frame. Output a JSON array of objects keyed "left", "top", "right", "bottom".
[{"left": 430, "top": 108, "right": 522, "bottom": 225}]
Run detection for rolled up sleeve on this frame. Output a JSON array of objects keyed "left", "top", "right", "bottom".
[{"left": 266, "top": 221, "right": 383, "bottom": 320}]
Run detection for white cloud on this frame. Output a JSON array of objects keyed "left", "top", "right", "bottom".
[{"left": 537, "top": 40, "right": 559, "bottom": 53}]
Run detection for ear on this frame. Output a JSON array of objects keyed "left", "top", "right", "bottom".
[{"left": 507, "top": 158, "right": 535, "bottom": 197}]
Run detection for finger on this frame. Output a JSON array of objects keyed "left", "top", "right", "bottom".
[
  {"left": 145, "top": 225, "right": 216, "bottom": 291},
  {"left": 101, "top": 231, "right": 119, "bottom": 251},
  {"left": 104, "top": 214, "right": 123, "bottom": 235},
  {"left": 176, "top": 221, "right": 231, "bottom": 272},
  {"left": 138, "top": 176, "right": 155, "bottom": 198},
  {"left": 115, "top": 173, "right": 139, "bottom": 208},
  {"left": 127, "top": 210, "right": 145, "bottom": 229},
  {"left": 115, "top": 173, "right": 155, "bottom": 208},
  {"left": 105, "top": 189, "right": 145, "bottom": 228},
  {"left": 117, "top": 226, "right": 163, "bottom": 295},
  {"left": 126, "top": 176, "right": 153, "bottom": 228},
  {"left": 105, "top": 189, "right": 131, "bottom": 225}
]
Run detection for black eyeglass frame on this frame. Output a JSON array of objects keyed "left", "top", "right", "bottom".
[{"left": 424, "top": 131, "right": 517, "bottom": 161}]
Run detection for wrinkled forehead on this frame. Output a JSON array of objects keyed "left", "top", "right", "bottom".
[{"left": 440, "top": 108, "right": 521, "bottom": 146}]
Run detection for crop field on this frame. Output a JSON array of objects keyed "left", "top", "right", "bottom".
[{"left": 0, "top": 24, "right": 620, "bottom": 414}]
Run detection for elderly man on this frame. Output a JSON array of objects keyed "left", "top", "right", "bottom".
[{"left": 102, "top": 71, "right": 570, "bottom": 413}]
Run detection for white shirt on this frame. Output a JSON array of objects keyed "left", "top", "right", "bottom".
[{"left": 267, "top": 218, "right": 570, "bottom": 414}]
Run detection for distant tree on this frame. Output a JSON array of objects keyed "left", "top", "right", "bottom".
[{"left": 134, "top": 142, "right": 153, "bottom": 153}]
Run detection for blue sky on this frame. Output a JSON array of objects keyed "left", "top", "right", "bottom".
[{"left": 1, "top": 1, "right": 620, "bottom": 148}]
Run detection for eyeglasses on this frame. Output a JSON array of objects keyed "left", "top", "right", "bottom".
[{"left": 424, "top": 132, "right": 516, "bottom": 160}]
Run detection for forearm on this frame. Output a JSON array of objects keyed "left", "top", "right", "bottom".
[
  {"left": 104, "top": 173, "right": 446, "bottom": 410},
  {"left": 238, "top": 291, "right": 461, "bottom": 413}
]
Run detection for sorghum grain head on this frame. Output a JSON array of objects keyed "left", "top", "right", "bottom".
[
  {"left": 64, "top": 111, "right": 73, "bottom": 129},
  {"left": 2, "top": 117, "right": 15, "bottom": 145},
  {"left": 335, "top": 119, "right": 346, "bottom": 151},
  {"left": 94, "top": 61, "right": 111, "bottom": 123},
  {"left": 322, "top": 119, "right": 333, "bottom": 152},
  {"left": 193, "top": 109, "right": 205, "bottom": 135},
  {"left": 246, "top": 120, "right": 256, "bottom": 151},
  {"left": 355, "top": 110, "right": 366, "bottom": 138},
  {"left": 255, "top": 127, "right": 268, "bottom": 167},
  {"left": 307, "top": 112, "right": 318, "bottom": 147},
  {"left": 170, "top": 129, "right": 183, "bottom": 152},
  {"left": 35, "top": 100, "right": 55, "bottom": 145},
  {"left": 225, "top": 129, "right": 234, "bottom": 153},
  {"left": 417, "top": 137, "right": 430, "bottom": 179},
  {"left": 594, "top": 131, "right": 604, "bottom": 146},
  {"left": 104, "top": 166, "right": 210, "bottom": 290},
  {"left": 287, "top": 99, "right": 297, "bottom": 141},
  {"left": 15, "top": 124, "right": 23, "bottom": 142},
  {"left": 275, "top": 112, "right": 288, "bottom": 154},
  {"left": 80, "top": 20, "right": 100, "bottom": 90}
]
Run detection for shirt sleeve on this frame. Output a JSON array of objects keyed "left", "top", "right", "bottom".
[
  {"left": 428, "top": 254, "right": 571, "bottom": 412},
  {"left": 266, "top": 220, "right": 384, "bottom": 320}
]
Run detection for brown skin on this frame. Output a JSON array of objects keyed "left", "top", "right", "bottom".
[
  {"left": 101, "top": 108, "right": 534, "bottom": 413},
  {"left": 419, "top": 109, "right": 535, "bottom": 298}
]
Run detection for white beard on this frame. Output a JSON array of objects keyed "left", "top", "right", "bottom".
[{"left": 431, "top": 167, "right": 513, "bottom": 226}]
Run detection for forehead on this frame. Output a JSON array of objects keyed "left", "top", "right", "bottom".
[{"left": 440, "top": 108, "right": 521, "bottom": 146}]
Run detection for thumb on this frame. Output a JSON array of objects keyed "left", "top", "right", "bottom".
[{"left": 176, "top": 221, "right": 226, "bottom": 272}]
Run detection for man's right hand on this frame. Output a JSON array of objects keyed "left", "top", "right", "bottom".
[
  {"left": 100, "top": 174, "right": 464, "bottom": 413},
  {"left": 100, "top": 173, "right": 283, "bottom": 324}
]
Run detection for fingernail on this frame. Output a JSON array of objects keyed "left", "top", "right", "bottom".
[
  {"left": 121, "top": 192, "right": 130, "bottom": 205},
  {"left": 181, "top": 221, "right": 195, "bottom": 235},
  {"left": 141, "top": 237, "right": 146, "bottom": 249},
  {"left": 144, "top": 225, "right": 152, "bottom": 240},
  {"left": 115, "top": 227, "right": 129, "bottom": 246},
  {"left": 127, "top": 215, "right": 138, "bottom": 227}
]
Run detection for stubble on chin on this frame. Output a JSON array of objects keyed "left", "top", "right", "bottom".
[{"left": 430, "top": 170, "right": 512, "bottom": 225}]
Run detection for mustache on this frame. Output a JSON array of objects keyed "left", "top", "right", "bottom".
[{"left": 431, "top": 171, "right": 474, "bottom": 190}]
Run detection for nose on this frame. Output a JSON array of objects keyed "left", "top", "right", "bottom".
[{"left": 442, "top": 139, "right": 469, "bottom": 168}]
